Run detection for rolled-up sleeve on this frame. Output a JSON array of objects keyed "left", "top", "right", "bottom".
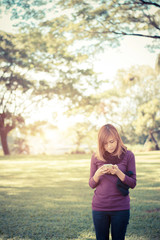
[
  {"left": 89, "top": 154, "right": 99, "bottom": 189},
  {"left": 123, "top": 151, "right": 137, "bottom": 189}
]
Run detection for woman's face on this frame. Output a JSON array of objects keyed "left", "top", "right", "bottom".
[{"left": 104, "top": 135, "right": 117, "bottom": 153}]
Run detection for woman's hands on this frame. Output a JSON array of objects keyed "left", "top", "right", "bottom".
[
  {"left": 93, "top": 164, "right": 125, "bottom": 183},
  {"left": 109, "top": 164, "right": 119, "bottom": 175},
  {"left": 93, "top": 165, "right": 109, "bottom": 183},
  {"left": 109, "top": 164, "right": 125, "bottom": 182}
]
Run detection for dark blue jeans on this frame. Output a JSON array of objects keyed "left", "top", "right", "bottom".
[{"left": 92, "top": 210, "right": 130, "bottom": 240}]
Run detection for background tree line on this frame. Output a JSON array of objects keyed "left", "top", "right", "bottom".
[{"left": 0, "top": 0, "right": 160, "bottom": 155}]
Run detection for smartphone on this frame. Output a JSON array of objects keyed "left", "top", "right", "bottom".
[{"left": 103, "top": 164, "right": 113, "bottom": 169}]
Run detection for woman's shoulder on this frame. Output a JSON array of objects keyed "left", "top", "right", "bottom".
[
  {"left": 125, "top": 150, "right": 135, "bottom": 159},
  {"left": 91, "top": 152, "right": 97, "bottom": 160},
  {"left": 91, "top": 152, "right": 101, "bottom": 162}
]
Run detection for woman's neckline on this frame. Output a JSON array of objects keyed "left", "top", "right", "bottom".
[{"left": 95, "top": 150, "right": 127, "bottom": 163}]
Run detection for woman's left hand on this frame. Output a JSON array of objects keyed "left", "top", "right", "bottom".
[{"left": 109, "top": 165, "right": 125, "bottom": 181}]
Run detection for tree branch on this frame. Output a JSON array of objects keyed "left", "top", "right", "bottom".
[
  {"left": 151, "top": 129, "right": 160, "bottom": 134},
  {"left": 3, "top": 90, "right": 13, "bottom": 113},
  {"left": 6, "top": 124, "right": 15, "bottom": 134},
  {"left": 113, "top": 31, "right": 160, "bottom": 39},
  {"left": 84, "top": 29, "right": 160, "bottom": 39},
  {"left": 139, "top": 0, "right": 160, "bottom": 8},
  {"left": 142, "top": 11, "right": 160, "bottom": 30}
]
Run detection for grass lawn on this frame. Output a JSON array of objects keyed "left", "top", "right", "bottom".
[{"left": 0, "top": 152, "right": 160, "bottom": 240}]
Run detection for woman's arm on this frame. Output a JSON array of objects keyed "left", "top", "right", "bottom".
[
  {"left": 109, "top": 151, "right": 136, "bottom": 189},
  {"left": 89, "top": 154, "right": 99, "bottom": 189},
  {"left": 122, "top": 151, "right": 136, "bottom": 188},
  {"left": 89, "top": 154, "right": 108, "bottom": 189}
]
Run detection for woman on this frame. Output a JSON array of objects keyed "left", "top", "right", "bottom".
[{"left": 89, "top": 124, "right": 136, "bottom": 240}]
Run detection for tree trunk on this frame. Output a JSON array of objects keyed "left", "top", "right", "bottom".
[
  {"left": 149, "top": 130, "right": 160, "bottom": 150},
  {"left": 0, "top": 129, "right": 10, "bottom": 155}
]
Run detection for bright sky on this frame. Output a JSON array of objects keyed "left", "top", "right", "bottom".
[{"left": 94, "top": 37, "right": 157, "bottom": 80}]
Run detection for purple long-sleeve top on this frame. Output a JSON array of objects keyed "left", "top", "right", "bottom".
[{"left": 89, "top": 150, "right": 136, "bottom": 211}]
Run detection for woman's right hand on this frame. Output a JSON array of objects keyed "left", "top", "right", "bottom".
[{"left": 93, "top": 165, "right": 108, "bottom": 183}]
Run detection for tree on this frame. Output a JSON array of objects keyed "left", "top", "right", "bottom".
[
  {"left": 2, "top": 0, "right": 160, "bottom": 51},
  {"left": 0, "top": 20, "right": 99, "bottom": 155},
  {"left": 56, "top": 0, "right": 160, "bottom": 51},
  {"left": 113, "top": 63, "right": 160, "bottom": 145},
  {"left": 2, "top": 0, "right": 159, "bottom": 153},
  {"left": 134, "top": 99, "right": 160, "bottom": 149},
  {"left": 1, "top": 0, "right": 52, "bottom": 22},
  {"left": 0, "top": 31, "right": 36, "bottom": 155}
]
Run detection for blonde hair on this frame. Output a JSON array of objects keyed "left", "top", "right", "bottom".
[{"left": 96, "top": 124, "right": 127, "bottom": 161}]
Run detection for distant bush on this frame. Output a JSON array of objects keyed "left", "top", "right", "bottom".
[
  {"left": 126, "top": 143, "right": 160, "bottom": 152},
  {"left": 125, "top": 144, "right": 145, "bottom": 152},
  {"left": 144, "top": 141, "right": 158, "bottom": 151}
]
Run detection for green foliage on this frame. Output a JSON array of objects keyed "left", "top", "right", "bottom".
[
  {"left": 134, "top": 99, "right": 160, "bottom": 135},
  {"left": 0, "top": 30, "right": 41, "bottom": 155},
  {"left": 0, "top": 10, "right": 99, "bottom": 155},
  {"left": 57, "top": 0, "right": 160, "bottom": 50},
  {"left": 0, "top": 152, "right": 160, "bottom": 239},
  {"left": 0, "top": 31, "right": 34, "bottom": 91},
  {"left": 1, "top": 0, "right": 160, "bottom": 51},
  {"left": 112, "top": 64, "right": 160, "bottom": 143},
  {"left": 19, "top": 15, "right": 99, "bottom": 103},
  {"left": 1, "top": 0, "right": 160, "bottom": 152},
  {"left": 2, "top": 0, "right": 51, "bottom": 21}
]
